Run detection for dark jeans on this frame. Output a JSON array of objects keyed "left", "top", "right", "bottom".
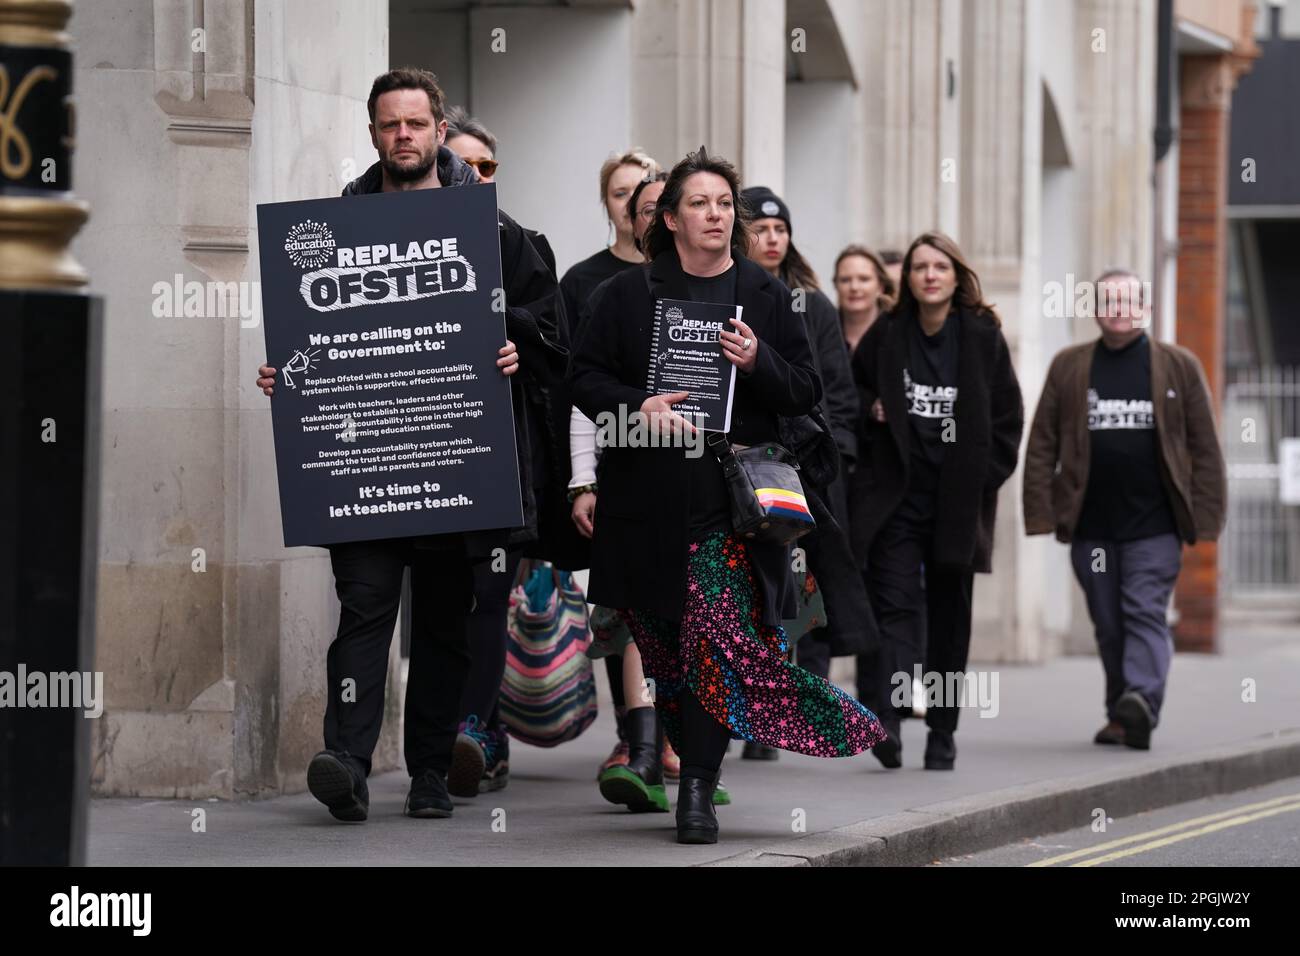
[
  {"left": 1070, "top": 533, "right": 1181, "bottom": 721},
  {"left": 326, "top": 538, "right": 474, "bottom": 777},
  {"left": 864, "top": 502, "right": 974, "bottom": 733},
  {"left": 457, "top": 548, "right": 523, "bottom": 734}
]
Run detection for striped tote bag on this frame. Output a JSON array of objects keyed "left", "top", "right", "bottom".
[{"left": 500, "top": 560, "right": 597, "bottom": 747}]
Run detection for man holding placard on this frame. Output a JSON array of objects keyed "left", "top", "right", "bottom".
[{"left": 256, "top": 68, "right": 563, "bottom": 822}]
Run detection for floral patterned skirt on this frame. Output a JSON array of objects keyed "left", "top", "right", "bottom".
[{"left": 621, "top": 531, "right": 887, "bottom": 758}]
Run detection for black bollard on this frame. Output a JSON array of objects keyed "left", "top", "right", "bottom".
[{"left": 0, "top": 0, "right": 102, "bottom": 866}]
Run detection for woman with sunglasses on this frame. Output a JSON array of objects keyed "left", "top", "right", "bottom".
[
  {"left": 444, "top": 105, "right": 500, "bottom": 182},
  {"left": 437, "top": 106, "right": 566, "bottom": 797},
  {"left": 849, "top": 232, "right": 1024, "bottom": 771},
  {"left": 569, "top": 147, "right": 887, "bottom": 845}
]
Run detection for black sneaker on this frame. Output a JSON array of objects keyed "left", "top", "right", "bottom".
[
  {"left": 306, "top": 750, "right": 369, "bottom": 822},
  {"left": 405, "top": 769, "right": 454, "bottom": 818},
  {"left": 1115, "top": 691, "right": 1155, "bottom": 750}
]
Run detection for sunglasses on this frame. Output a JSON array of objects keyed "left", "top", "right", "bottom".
[{"left": 464, "top": 158, "right": 500, "bottom": 177}]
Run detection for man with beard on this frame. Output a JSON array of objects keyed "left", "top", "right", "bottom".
[{"left": 257, "top": 67, "right": 564, "bottom": 822}]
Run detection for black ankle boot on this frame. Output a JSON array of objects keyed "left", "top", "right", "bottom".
[
  {"left": 598, "top": 706, "right": 668, "bottom": 812},
  {"left": 872, "top": 716, "right": 902, "bottom": 770},
  {"left": 676, "top": 774, "right": 719, "bottom": 844},
  {"left": 924, "top": 729, "right": 956, "bottom": 770}
]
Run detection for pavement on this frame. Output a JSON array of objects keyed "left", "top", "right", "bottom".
[{"left": 88, "top": 618, "right": 1300, "bottom": 866}]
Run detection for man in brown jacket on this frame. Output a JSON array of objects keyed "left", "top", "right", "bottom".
[{"left": 1023, "top": 270, "right": 1226, "bottom": 750}]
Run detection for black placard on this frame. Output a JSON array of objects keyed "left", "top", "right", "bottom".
[{"left": 256, "top": 184, "right": 523, "bottom": 547}]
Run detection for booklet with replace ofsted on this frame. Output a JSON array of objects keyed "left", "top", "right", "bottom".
[{"left": 645, "top": 297, "right": 739, "bottom": 432}]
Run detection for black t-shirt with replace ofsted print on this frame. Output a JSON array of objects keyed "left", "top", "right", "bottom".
[
  {"left": 1075, "top": 333, "right": 1177, "bottom": 542},
  {"left": 903, "top": 312, "right": 961, "bottom": 498}
]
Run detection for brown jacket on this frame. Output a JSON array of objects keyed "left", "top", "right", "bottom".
[{"left": 1023, "top": 336, "right": 1226, "bottom": 544}]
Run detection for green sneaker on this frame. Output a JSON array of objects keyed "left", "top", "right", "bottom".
[
  {"left": 712, "top": 778, "right": 732, "bottom": 807},
  {"left": 598, "top": 765, "right": 670, "bottom": 813}
]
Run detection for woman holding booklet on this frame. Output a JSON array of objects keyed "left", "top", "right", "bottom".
[{"left": 568, "top": 147, "right": 887, "bottom": 845}]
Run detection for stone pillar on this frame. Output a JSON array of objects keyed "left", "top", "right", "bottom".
[
  {"left": 959, "top": 0, "right": 1033, "bottom": 662},
  {"left": 630, "top": 0, "right": 786, "bottom": 183},
  {"left": 74, "top": 0, "right": 391, "bottom": 798}
]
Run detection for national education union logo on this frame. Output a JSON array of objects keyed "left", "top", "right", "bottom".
[{"left": 284, "top": 220, "right": 336, "bottom": 269}]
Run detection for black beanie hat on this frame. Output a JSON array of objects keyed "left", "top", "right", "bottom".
[{"left": 740, "top": 186, "right": 792, "bottom": 235}]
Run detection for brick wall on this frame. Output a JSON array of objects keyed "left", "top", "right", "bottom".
[{"left": 1173, "top": 55, "right": 1231, "bottom": 653}]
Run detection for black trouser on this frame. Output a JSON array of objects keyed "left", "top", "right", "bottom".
[
  {"left": 457, "top": 548, "right": 524, "bottom": 734},
  {"left": 326, "top": 538, "right": 474, "bottom": 777},
  {"left": 679, "top": 688, "right": 730, "bottom": 781},
  {"left": 865, "top": 500, "right": 974, "bottom": 733},
  {"left": 796, "top": 626, "right": 832, "bottom": 680}
]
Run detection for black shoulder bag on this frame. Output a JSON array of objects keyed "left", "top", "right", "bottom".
[{"left": 705, "top": 432, "right": 816, "bottom": 546}]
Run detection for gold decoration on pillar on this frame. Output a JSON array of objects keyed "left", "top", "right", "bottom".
[
  {"left": 0, "top": 0, "right": 71, "bottom": 48},
  {"left": 0, "top": 0, "right": 86, "bottom": 289},
  {"left": 0, "top": 193, "right": 86, "bottom": 287}
]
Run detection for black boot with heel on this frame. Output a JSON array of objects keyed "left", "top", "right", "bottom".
[{"left": 676, "top": 773, "right": 719, "bottom": 844}]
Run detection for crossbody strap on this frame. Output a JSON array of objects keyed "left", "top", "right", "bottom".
[{"left": 706, "top": 431, "right": 743, "bottom": 479}]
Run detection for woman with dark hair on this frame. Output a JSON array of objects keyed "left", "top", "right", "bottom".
[
  {"left": 571, "top": 169, "right": 722, "bottom": 807},
  {"left": 570, "top": 147, "right": 886, "bottom": 845},
  {"left": 849, "top": 231, "right": 1023, "bottom": 771},
  {"left": 833, "top": 244, "right": 895, "bottom": 354}
]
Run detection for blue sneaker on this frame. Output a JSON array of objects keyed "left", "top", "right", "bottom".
[
  {"left": 480, "top": 727, "right": 510, "bottom": 793},
  {"left": 448, "top": 715, "right": 490, "bottom": 798}
]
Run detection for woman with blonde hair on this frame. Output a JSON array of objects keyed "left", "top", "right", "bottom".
[
  {"left": 833, "top": 244, "right": 895, "bottom": 355},
  {"left": 559, "top": 152, "right": 669, "bottom": 784},
  {"left": 559, "top": 149, "right": 661, "bottom": 342}
]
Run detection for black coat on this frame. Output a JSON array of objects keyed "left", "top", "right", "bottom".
[
  {"left": 342, "top": 150, "right": 568, "bottom": 560},
  {"left": 567, "top": 251, "right": 822, "bottom": 625},
  {"left": 848, "top": 306, "right": 1024, "bottom": 572},
  {"left": 776, "top": 411, "right": 878, "bottom": 655},
  {"left": 804, "top": 287, "right": 858, "bottom": 529},
  {"left": 805, "top": 289, "right": 859, "bottom": 466}
]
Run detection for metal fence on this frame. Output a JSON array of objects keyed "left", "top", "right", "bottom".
[{"left": 1222, "top": 365, "right": 1300, "bottom": 597}]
